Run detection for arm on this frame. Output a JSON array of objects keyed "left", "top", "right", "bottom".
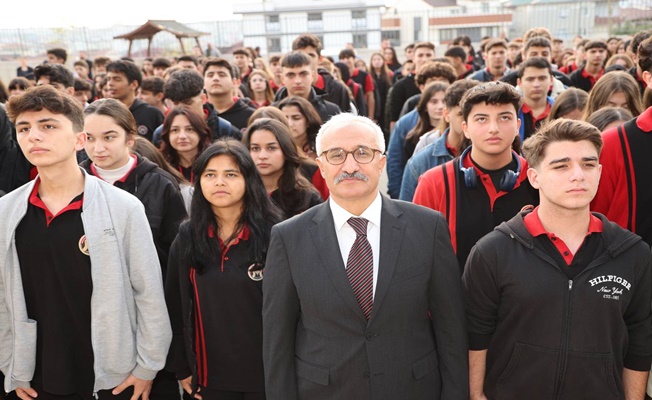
[
  {"left": 469, "top": 350, "right": 488, "bottom": 400},
  {"left": 263, "top": 226, "right": 300, "bottom": 400},
  {"left": 623, "top": 368, "right": 648, "bottom": 400},
  {"left": 429, "top": 213, "right": 469, "bottom": 399},
  {"left": 386, "top": 120, "right": 408, "bottom": 199},
  {"left": 123, "top": 205, "right": 173, "bottom": 380},
  {"left": 398, "top": 157, "right": 419, "bottom": 202}
]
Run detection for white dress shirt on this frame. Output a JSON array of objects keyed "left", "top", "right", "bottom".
[{"left": 329, "top": 192, "right": 382, "bottom": 298}]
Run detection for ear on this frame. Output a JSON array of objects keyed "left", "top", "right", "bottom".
[
  {"left": 201, "top": 92, "right": 208, "bottom": 103},
  {"left": 130, "top": 80, "right": 139, "bottom": 92},
  {"left": 155, "top": 92, "right": 165, "bottom": 102},
  {"left": 233, "top": 77, "right": 242, "bottom": 87},
  {"left": 516, "top": 117, "right": 522, "bottom": 133},
  {"left": 526, "top": 167, "right": 540, "bottom": 189},
  {"left": 75, "top": 131, "right": 87, "bottom": 152},
  {"left": 67, "top": 86, "right": 75, "bottom": 96},
  {"left": 443, "top": 107, "right": 450, "bottom": 123},
  {"left": 643, "top": 70, "right": 652, "bottom": 90},
  {"left": 462, "top": 120, "right": 470, "bottom": 139},
  {"left": 517, "top": 78, "right": 521, "bottom": 87},
  {"left": 315, "top": 157, "right": 327, "bottom": 177}
]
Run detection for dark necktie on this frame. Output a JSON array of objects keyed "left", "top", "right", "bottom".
[{"left": 346, "top": 217, "right": 374, "bottom": 320}]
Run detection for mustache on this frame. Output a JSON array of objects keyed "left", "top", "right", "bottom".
[{"left": 334, "top": 172, "right": 369, "bottom": 184}]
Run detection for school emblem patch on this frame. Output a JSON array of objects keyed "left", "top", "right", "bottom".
[
  {"left": 248, "top": 263, "right": 264, "bottom": 281},
  {"left": 137, "top": 125, "right": 148, "bottom": 136},
  {"left": 78, "top": 235, "right": 89, "bottom": 256}
]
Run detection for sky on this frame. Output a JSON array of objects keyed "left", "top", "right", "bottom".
[{"left": 4, "top": 0, "right": 238, "bottom": 29}]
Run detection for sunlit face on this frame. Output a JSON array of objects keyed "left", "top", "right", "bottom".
[
  {"left": 518, "top": 67, "right": 553, "bottom": 102},
  {"left": 15, "top": 109, "right": 85, "bottom": 169},
  {"left": 606, "top": 91, "right": 629, "bottom": 109},
  {"left": 204, "top": 65, "right": 234, "bottom": 96},
  {"left": 177, "top": 60, "right": 198, "bottom": 71},
  {"left": 200, "top": 155, "right": 246, "bottom": 214},
  {"left": 485, "top": 46, "right": 507, "bottom": 71},
  {"left": 46, "top": 53, "right": 64, "bottom": 64},
  {"left": 249, "top": 129, "right": 285, "bottom": 180},
  {"left": 585, "top": 48, "right": 607, "bottom": 67},
  {"left": 316, "top": 124, "right": 385, "bottom": 205},
  {"left": 84, "top": 114, "right": 133, "bottom": 171},
  {"left": 445, "top": 106, "right": 465, "bottom": 137},
  {"left": 249, "top": 73, "right": 268, "bottom": 93},
  {"left": 282, "top": 65, "right": 314, "bottom": 98},
  {"left": 371, "top": 54, "right": 384, "bottom": 70},
  {"left": 138, "top": 90, "right": 160, "bottom": 106},
  {"left": 168, "top": 114, "right": 201, "bottom": 155},
  {"left": 74, "top": 65, "right": 89, "bottom": 79},
  {"left": 297, "top": 45, "right": 320, "bottom": 71},
  {"left": 524, "top": 46, "right": 552, "bottom": 63},
  {"left": 233, "top": 54, "right": 251, "bottom": 72},
  {"left": 282, "top": 105, "right": 308, "bottom": 144},
  {"left": 254, "top": 59, "right": 265, "bottom": 70},
  {"left": 413, "top": 47, "right": 435, "bottom": 70},
  {"left": 106, "top": 71, "right": 137, "bottom": 102},
  {"left": 527, "top": 140, "right": 601, "bottom": 212},
  {"left": 426, "top": 91, "right": 446, "bottom": 126},
  {"left": 462, "top": 102, "right": 520, "bottom": 160},
  {"left": 383, "top": 48, "right": 394, "bottom": 64}
]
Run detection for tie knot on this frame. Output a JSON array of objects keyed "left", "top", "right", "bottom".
[{"left": 348, "top": 217, "right": 368, "bottom": 236}]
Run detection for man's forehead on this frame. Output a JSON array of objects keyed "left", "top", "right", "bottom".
[
  {"left": 521, "top": 67, "right": 551, "bottom": 77},
  {"left": 283, "top": 65, "right": 311, "bottom": 73},
  {"left": 323, "top": 125, "right": 377, "bottom": 146}
]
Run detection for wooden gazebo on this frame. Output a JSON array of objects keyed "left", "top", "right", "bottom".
[{"left": 114, "top": 20, "right": 209, "bottom": 57}]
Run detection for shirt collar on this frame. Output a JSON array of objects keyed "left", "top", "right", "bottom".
[
  {"left": 330, "top": 192, "right": 382, "bottom": 232},
  {"left": 523, "top": 206, "right": 603, "bottom": 238}
]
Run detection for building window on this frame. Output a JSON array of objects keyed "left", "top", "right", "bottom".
[
  {"left": 381, "top": 30, "right": 401, "bottom": 46},
  {"left": 268, "top": 37, "right": 281, "bottom": 53},
  {"left": 308, "top": 12, "right": 323, "bottom": 31},
  {"left": 481, "top": 2, "right": 490, "bottom": 13},
  {"left": 353, "top": 33, "right": 368, "bottom": 49},
  {"left": 440, "top": 28, "right": 456, "bottom": 41},
  {"left": 458, "top": 27, "right": 482, "bottom": 42},
  {"left": 352, "top": 10, "right": 367, "bottom": 29},
  {"left": 267, "top": 14, "right": 279, "bottom": 23},
  {"left": 266, "top": 14, "right": 280, "bottom": 32}
]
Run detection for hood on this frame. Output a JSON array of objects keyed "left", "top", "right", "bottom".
[
  {"left": 129, "top": 98, "right": 148, "bottom": 112},
  {"left": 82, "top": 154, "right": 160, "bottom": 191},
  {"left": 497, "top": 211, "right": 643, "bottom": 259},
  {"left": 222, "top": 98, "right": 252, "bottom": 115},
  {"left": 274, "top": 86, "right": 327, "bottom": 103}
]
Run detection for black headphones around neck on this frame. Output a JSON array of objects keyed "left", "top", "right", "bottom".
[{"left": 459, "top": 147, "right": 521, "bottom": 192}]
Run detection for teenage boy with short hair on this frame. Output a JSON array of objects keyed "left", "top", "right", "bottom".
[
  {"left": 399, "top": 79, "right": 479, "bottom": 201},
  {"left": 34, "top": 64, "right": 75, "bottom": 95},
  {"left": 517, "top": 57, "right": 554, "bottom": 140},
  {"left": 268, "top": 55, "right": 283, "bottom": 91},
  {"left": 138, "top": 76, "right": 168, "bottom": 115},
  {"left": 273, "top": 51, "right": 341, "bottom": 123},
  {"left": 176, "top": 55, "right": 198, "bottom": 71},
  {"left": 46, "top": 48, "right": 67, "bottom": 65},
  {"left": 569, "top": 40, "right": 608, "bottom": 92},
  {"left": 592, "top": 36, "right": 652, "bottom": 247},
  {"left": 232, "top": 48, "right": 253, "bottom": 83},
  {"left": 338, "top": 49, "right": 375, "bottom": 118},
  {"left": 202, "top": 58, "right": 255, "bottom": 131},
  {"left": 152, "top": 58, "right": 172, "bottom": 77},
  {"left": 413, "top": 81, "right": 539, "bottom": 267},
  {"left": 161, "top": 68, "right": 241, "bottom": 142},
  {"left": 500, "top": 36, "right": 572, "bottom": 90},
  {"left": 292, "top": 33, "right": 352, "bottom": 112},
  {"left": 560, "top": 39, "right": 588, "bottom": 75},
  {"left": 106, "top": 60, "right": 164, "bottom": 142},
  {"left": 0, "top": 85, "right": 171, "bottom": 400},
  {"left": 469, "top": 39, "right": 510, "bottom": 82},
  {"left": 93, "top": 56, "right": 111, "bottom": 76},
  {"left": 445, "top": 46, "right": 475, "bottom": 80},
  {"left": 464, "top": 118, "right": 652, "bottom": 400}
]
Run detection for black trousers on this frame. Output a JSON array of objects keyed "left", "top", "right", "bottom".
[
  {"left": 193, "top": 388, "right": 265, "bottom": 400},
  {"left": 4, "top": 387, "right": 134, "bottom": 400}
]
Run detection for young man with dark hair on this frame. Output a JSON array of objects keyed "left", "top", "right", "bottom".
[
  {"left": 73, "top": 60, "right": 92, "bottom": 83},
  {"left": 34, "top": 64, "right": 75, "bottom": 94},
  {"left": 273, "top": 51, "right": 341, "bottom": 124},
  {"left": 0, "top": 85, "right": 171, "bottom": 400},
  {"left": 46, "top": 48, "right": 67, "bottom": 64},
  {"left": 517, "top": 57, "right": 554, "bottom": 140},
  {"left": 92, "top": 56, "right": 111, "bottom": 76},
  {"left": 138, "top": 76, "right": 167, "bottom": 115},
  {"left": 400, "top": 79, "right": 479, "bottom": 201},
  {"left": 106, "top": 60, "right": 164, "bottom": 142},
  {"left": 232, "top": 48, "right": 253, "bottom": 83},
  {"left": 201, "top": 58, "right": 255, "bottom": 131},
  {"left": 560, "top": 38, "right": 588, "bottom": 75},
  {"left": 339, "top": 49, "right": 375, "bottom": 118},
  {"left": 500, "top": 36, "right": 572, "bottom": 91},
  {"left": 413, "top": 81, "right": 538, "bottom": 267},
  {"left": 569, "top": 40, "right": 608, "bottom": 92},
  {"left": 392, "top": 43, "right": 416, "bottom": 82},
  {"left": 593, "top": 36, "right": 652, "bottom": 249},
  {"left": 445, "top": 46, "right": 475, "bottom": 80},
  {"left": 388, "top": 41, "right": 435, "bottom": 131},
  {"left": 152, "top": 58, "right": 172, "bottom": 77},
  {"left": 464, "top": 118, "right": 652, "bottom": 400},
  {"left": 469, "top": 39, "right": 510, "bottom": 82},
  {"left": 73, "top": 78, "right": 93, "bottom": 106},
  {"left": 176, "top": 55, "right": 198, "bottom": 71},
  {"left": 159, "top": 68, "right": 240, "bottom": 143},
  {"left": 268, "top": 55, "right": 283, "bottom": 91},
  {"left": 626, "top": 30, "right": 652, "bottom": 95},
  {"left": 292, "top": 33, "right": 352, "bottom": 112},
  {"left": 399, "top": 60, "right": 457, "bottom": 116}
]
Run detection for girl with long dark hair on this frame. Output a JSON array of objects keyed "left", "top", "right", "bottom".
[
  {"left": 166, "top": 139, "right": 281, "bottom": 400},
  {"left": 160, "top": 106, "right": 212, "bottom": 182},
  {"left": 244, "top": 118, "right": 322, "bottom": 219}
]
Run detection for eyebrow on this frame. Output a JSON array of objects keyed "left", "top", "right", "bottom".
[
  {"left": 16, "top": 117, "right": 61, "bottom": 126},
  {"left": 548, "top": 156, "right": 598, "bottom": 165},
  {"left": 86, "top": 129, "right": 119, "bottom": 136}
]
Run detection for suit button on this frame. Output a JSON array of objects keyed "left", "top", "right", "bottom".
[{"left": 366, "top": 333, "right": 376, "bottom": 340}]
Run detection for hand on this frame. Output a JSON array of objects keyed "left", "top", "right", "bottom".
[
  {"left": 112, "top": 374, "right": 153, "bottom": 400},
  {"left": 470, "top": 394, "right": 488, "bottom": 400},
  {"left": 179, "top": 376, "right": 202, "bottom": 399},
  {"left": 15, "top": 387, "right": 38, "bottom": 400}
]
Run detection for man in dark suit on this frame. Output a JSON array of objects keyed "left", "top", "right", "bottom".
[{"left": 262, "top": 113, "right": 468, "bottom": 400}]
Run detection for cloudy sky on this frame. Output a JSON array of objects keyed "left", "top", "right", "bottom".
[{"left": 4, "top": 0, "right": 238, "bottom": 29}]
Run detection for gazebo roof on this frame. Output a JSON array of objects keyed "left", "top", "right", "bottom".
[{"left": 114, "top": 20, "right": 209, "bottom": 40}]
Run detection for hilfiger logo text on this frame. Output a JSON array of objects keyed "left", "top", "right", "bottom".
[{"left": 589, "top": 275, "right": 631, "bottom": 301}]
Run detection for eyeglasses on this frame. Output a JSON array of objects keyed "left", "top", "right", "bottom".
[{"left": 320, "top": 146, "right": 382, "bottom": 165}]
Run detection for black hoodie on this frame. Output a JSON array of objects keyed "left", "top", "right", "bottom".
[
  {"left": 0, "top": 104, "right": 31, "bottom": 196},
  {"left": 218, "top": 98, "right": 255, "bottom": 131},
  {"left": 273, "top": 86, "right": 341, "bottom": 125},
  {"left": 130, "top": 98, "right": 165, "bottom": 142},
  {"left": 463, "top": 211, "right": 652, "bottom": 400},
  {"left": 81, "top": 155, "right": 187, "bottom": 276}
]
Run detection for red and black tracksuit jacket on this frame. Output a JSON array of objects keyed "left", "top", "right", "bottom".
[
  {"left": 413, "top": 152, "right": 539, "bottom": 267},
  {"left": 592, "top": 106, "right": 652, "bottom": 246}
]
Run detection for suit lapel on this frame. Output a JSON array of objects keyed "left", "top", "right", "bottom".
[
  {"left": 310, "top": 201, "right": 368, "bottom": 323},
  {"left": 369, "top": 196, "right": 406, "bottom": 324}
]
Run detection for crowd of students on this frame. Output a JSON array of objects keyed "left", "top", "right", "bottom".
[{"left": 1, "top": 26, "right": 652, "bottom": 400}]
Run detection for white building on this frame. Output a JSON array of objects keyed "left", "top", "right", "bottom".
[{"left": 233, "top": 0, "right": 386, "bottom": 56}]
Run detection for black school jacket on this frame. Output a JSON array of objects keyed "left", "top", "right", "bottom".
[{"left": 463, "top": 211, "right": 652, "bottom": 400}]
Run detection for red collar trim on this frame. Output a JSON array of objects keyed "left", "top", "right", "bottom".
[
  {"left": 521, "top": 102, "right": 552, "bottom": 124},
  {"left": 207, "top": 224, "right": 251, "bottom": 244},
  {"left": 636, "top": 105, "right": 652, "bottom": 132},
  {"left": 351, "top": 68, "right": 360, "bottom": 78},
  {"left": 581, "top": 67, "right": 604, "bottom": 86},
  {"left": 90, "top": 154, "right": 138, "bottom": 184},
  {"left": 29, "top": 178, "right": 84, "bottom": 227},
  {"left": 314, "top": 74, "right": 325, "bottom": 90},
  {"left": 445, "top": 141, "right": 458, "bottom": 157}
]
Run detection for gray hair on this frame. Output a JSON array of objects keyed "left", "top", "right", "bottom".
[{"left": 315, "top": 113, "right": 386, "bottom": 155}]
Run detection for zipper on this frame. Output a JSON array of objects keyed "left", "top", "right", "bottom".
[{"left": 553, "top": 279, "right": 574, "bottom": 399}]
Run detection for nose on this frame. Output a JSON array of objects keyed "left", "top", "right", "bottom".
[
  {"left": 487, "top": 118, "right": 500, "bottom": 133},
  {"left": 569, "top": 163, "right": 585, "bottom": 181},
  {"left": 341, "top": 152, "right": 360, "bottom": 172}
]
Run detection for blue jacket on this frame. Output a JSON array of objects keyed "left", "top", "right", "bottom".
[
  {"left": 386, "top": 110, "right": 419, "bottom": 198},
  {"left": 517, "top": 96, "right": 554, "bottom": 141},
  {"left": 399, "top": 129, "right": 454, "bottom": 201}
]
